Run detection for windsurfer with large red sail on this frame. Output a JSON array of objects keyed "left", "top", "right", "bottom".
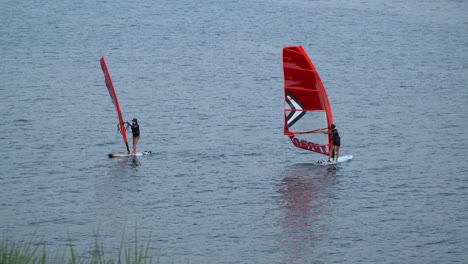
[{"left": 283, "top": 46, "right": 352, "bottom": 165}]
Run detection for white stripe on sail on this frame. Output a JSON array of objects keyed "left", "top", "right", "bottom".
[{"left": 286, "top": 96, "right": 304, "bottom": 126}]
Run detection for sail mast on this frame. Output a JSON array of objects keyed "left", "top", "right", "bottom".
[{"left": 100, "top": 56, "right": 130, "bottom": 154}]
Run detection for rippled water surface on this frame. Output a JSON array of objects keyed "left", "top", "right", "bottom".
[{"left": 1, "top": 0, "right": 467, "bottom": 263}]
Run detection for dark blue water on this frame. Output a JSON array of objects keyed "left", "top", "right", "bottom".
[{"left": 1, "top": 0, "right": 467, "bottom": 263}]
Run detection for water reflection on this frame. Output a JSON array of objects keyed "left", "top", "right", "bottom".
[
  {"left": 90, "top": 156, "right": 143, "bottom": 235},
  {"left": 129, "top": 156, "right": 141, "bottom": 169},
  {"left": 95, "top": 156, "right": 142, "bottom": 206},
  {"left": 276, "top": 164, "right": 337, "bottom": 264},
  {"left": 106, "top": 156, "right": 141, "bottom": 177}
]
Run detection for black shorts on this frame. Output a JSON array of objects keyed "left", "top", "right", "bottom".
[
  {"left": 333, "top": 141, "right": 340, "bottom": 147},
  {"left": 133, "top": 136, "right": 140, "bottom": 139}
]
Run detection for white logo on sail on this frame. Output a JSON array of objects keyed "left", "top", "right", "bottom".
[{"left": 285, "top": 93, "right": 306, "bottom": 127}]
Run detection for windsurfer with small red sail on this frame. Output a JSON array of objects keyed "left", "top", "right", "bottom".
[{"left": 323, "top": 124, "right": 340, "bottom": 162}]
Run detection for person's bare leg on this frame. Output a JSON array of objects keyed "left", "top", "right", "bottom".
[
  {"left": 335, "top": 146, "right": 340, "bottom": 162},
  {"left": 132, "top": 137, "right": 139, "bottom": 155},
  {"left": 328, "top": 145, "right": 334, "bottom": 162}
]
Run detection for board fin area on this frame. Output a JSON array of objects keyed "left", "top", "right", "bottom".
[
  {"left": 108, "top": 151, "right": 152, "bottom": 158},
  {"left": 315, "top": 155, "right": 353, "bottom": 166}
]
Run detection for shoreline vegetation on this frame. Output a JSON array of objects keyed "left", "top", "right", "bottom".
[{"left": 0, "top": 231, "right": 188, "bottom": 264}]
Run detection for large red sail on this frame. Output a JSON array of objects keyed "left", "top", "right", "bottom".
[
  {"left": 100, "top": 56, "right": 130, "bottom": 153},
  {"left": 283, "top": 46, "right": 333, "bottom": 156}
]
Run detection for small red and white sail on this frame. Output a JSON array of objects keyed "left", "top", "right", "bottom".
[
  {"left": 283, "top": 46, "right": 333, "bottom": 156},
  {"left": 100, "top": 56, "right": 130, "bottom": 154}
]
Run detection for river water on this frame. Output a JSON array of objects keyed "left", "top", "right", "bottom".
[{"left": 1, "top": 0, "right": 467, "bottom": 263}]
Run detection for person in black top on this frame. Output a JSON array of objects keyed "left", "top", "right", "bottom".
[
  {"left": 129, "top": 118, "right": 140, "bottom": 155},
  {"left": 323, "top": 124, "right": 340, "bottom": 162}
]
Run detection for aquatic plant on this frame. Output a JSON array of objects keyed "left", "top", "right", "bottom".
[{"left": 0, "top": 230, "right": 186, "bottom": 264}]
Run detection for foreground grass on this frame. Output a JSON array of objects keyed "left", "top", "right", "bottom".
[{"left": 0, "top": 231, "right": 186, "bottom": 264}]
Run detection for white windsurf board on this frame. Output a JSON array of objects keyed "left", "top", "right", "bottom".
[
  {"left": 108, "top": 151, "right": 152, "bottom": 158},
  {"left": 315, "top": 155, "right": 353, "bottom": 166}
]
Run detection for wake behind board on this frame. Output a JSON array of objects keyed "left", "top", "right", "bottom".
[
  {"left": 315, "top": 155, "right": 353, "bottom": 166},
  {"left": 108, "top": 151, "right": 152, "bottom": 158}
]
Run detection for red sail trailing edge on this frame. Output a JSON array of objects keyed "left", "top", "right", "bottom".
[
  {"left": 100, "top": 56, "right": 130, "bottom": 153},
  {"left": 282, "top": 46, "right": 333, "bottom": 156}
]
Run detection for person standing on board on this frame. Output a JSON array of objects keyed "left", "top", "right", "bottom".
[
  {"left": 128, "top": 118, "right": 140, "bottom": 155},
  {"left": 323, "top": 124, "right": 340, "bottom": 162}
]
